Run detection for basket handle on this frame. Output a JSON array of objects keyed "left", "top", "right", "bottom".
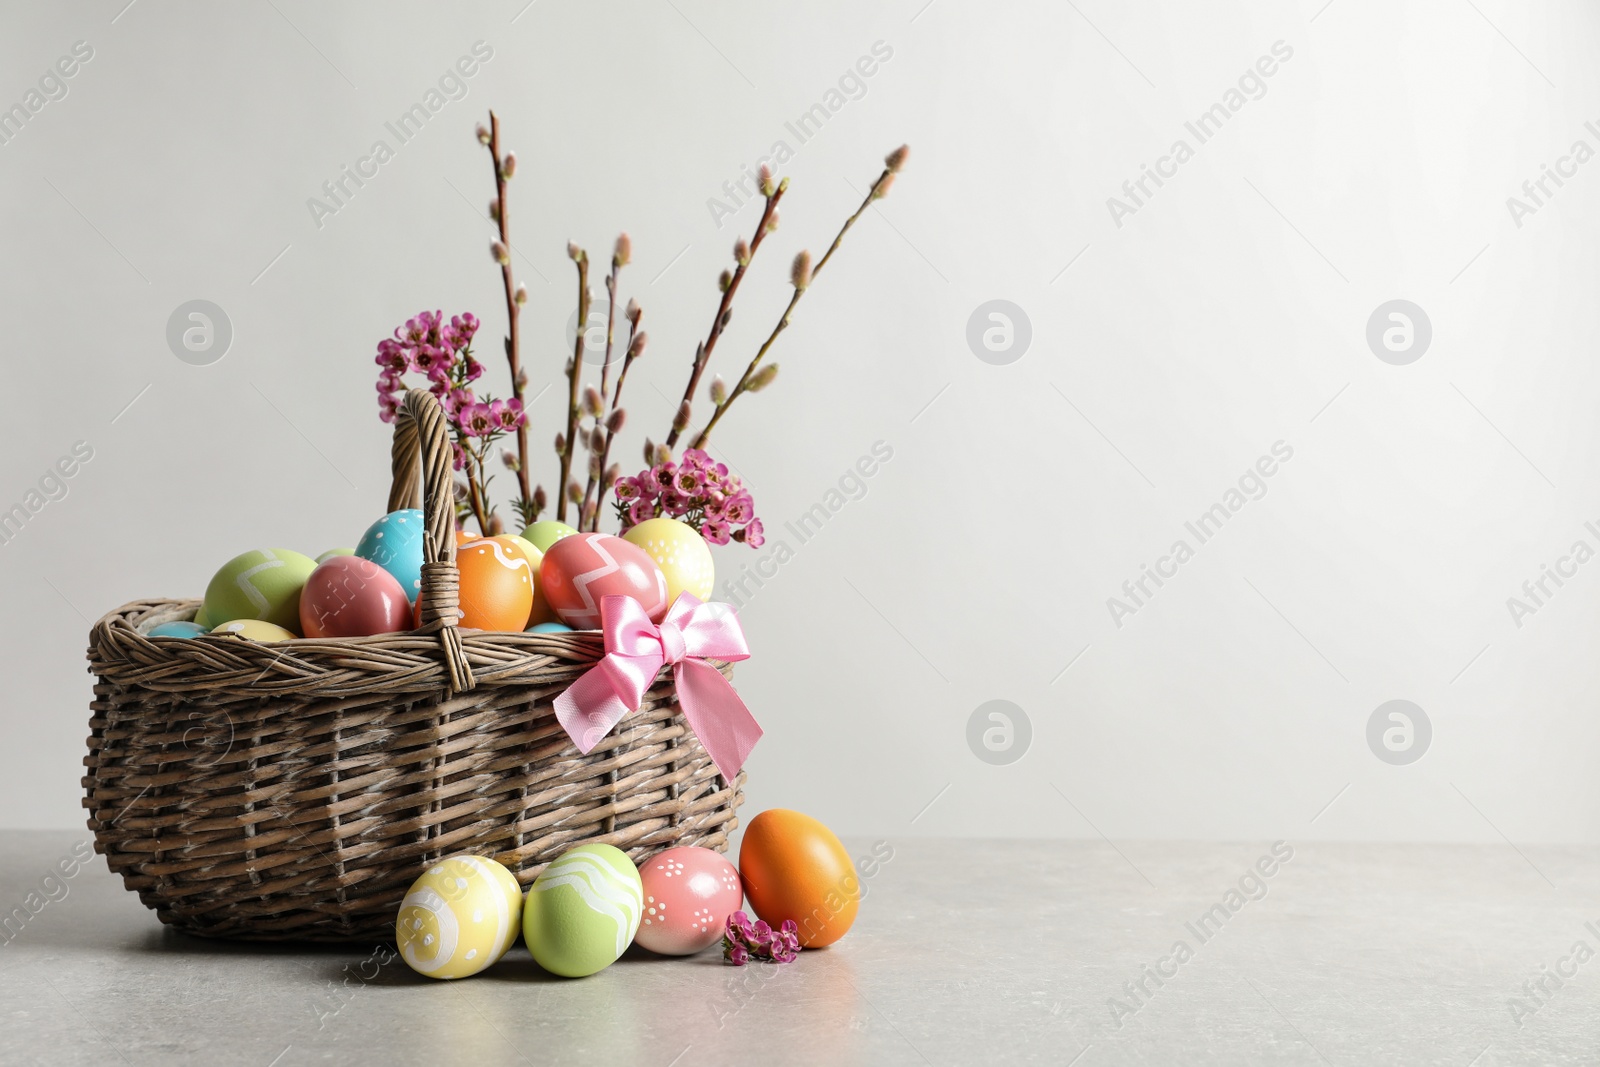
[{"left": 386, "top": 388, "right": 474, "bottom": 693}]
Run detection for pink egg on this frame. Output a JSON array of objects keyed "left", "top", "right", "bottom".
[
  {"left": 539, "top": 532, "right": 669, "bottom": 630},
  {"left": 634, "top": 846, "right": 744, "bottom": 956},
  {"left": 299, "top": 556, "right": 412, "bottom": 638}
]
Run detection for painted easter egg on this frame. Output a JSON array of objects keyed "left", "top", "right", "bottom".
[
  {"left": 211, "top": 619, "right": 297, "bottom": 642},
  {"left": 355, "top": 509, "right": 426, "bottom": 604},
  {"left": 457, "top": 537, "right": 535, "bottom": 631},
  {"left": 299, "top": 556, "right": 412, "bottom": 638},
  {"left": 147, "top": 621, "right": 208, "bottom": 639},
  {"left": 487, "top": 534, "right": 545, "bottom": 626},
  {"left": 539, "top": 533, "right": 669, "bottom": 630},
  {"left": 623, "top": 518, "right": 714, "bottom": 606},
  {"left": 193, "top": 605, "right": 215, "bottom": 630},
  {"left": 519, "top": 520, "right": 579, "bottom": 555},
  {"left": 315, "top": 548, "right": 355, "bottom": 564},
  {"left": 739, "top": 809, "right": 858, "bottom": 948},
  {"left": 525, "top": 622, "right": 572, "bottom": 634},
  {"left": 396, "top": 854, "right": 524, "bottom": 980},
  {"left": 523, "top": 843, "right": 643, "bottom": 978},
  {"left": 634, "top": 846, "right": 744, "bottom": 956},
  {"left": 201, "top": 549, "right": 317, "bottom": 633}
]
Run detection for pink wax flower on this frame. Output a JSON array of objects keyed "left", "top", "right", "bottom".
[
  {"left": 461, "top": 403, "right": 496, "bottom": 438},
  {"left": 723, "top": 910, "right": 799, "bottom": 966},
  {"left": 733, "top": 518, "right": 764, "bottom": 548},
  {"left": 701, "top": 518, "right": 731, "bottom": 545},
  {"left": 491, "top": 397, "right": 525, "bottom": 432},
  {"left": 723, "top": 493, "right": 754, "bottom": 525},
  {"left": 613, "top": 453, "right": 763, "bottom": 547}
]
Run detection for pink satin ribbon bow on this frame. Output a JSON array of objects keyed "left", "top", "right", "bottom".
[{"left": 552, "top": 593, "right": 762, "bottom": 782}]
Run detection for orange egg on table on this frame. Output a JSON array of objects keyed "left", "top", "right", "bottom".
[
  {"left": 738, "top": 809, "right": 859, "bottom": 948},
  {"left": 455, "top": 537, "right": 535, "bottom": 631}
]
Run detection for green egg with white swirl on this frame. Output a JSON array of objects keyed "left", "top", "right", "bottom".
[{"left": 522, "top": 843, "right": 643, "bottom": 977}]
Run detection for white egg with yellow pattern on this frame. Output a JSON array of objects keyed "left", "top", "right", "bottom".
[
  {"left": 396, "top": 854, "right": 524, "bottom": 979},
  {"left": 622, "top": 518, "right": 714, "bottom": 606}
]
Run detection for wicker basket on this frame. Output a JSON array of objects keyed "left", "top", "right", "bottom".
[{"left": 81, "top": 389, "right": 745, "bottom": 941}]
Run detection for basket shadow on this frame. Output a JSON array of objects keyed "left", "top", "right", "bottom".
[{"left": 129, "top": 926, "right": 398, "bottom": 959}]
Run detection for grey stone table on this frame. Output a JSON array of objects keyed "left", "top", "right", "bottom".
[{"left": 2, "top": 831, "right": 1597, "bottom": 1065}]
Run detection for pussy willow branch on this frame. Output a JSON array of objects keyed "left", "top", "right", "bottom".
[
  {"left": 581, "top": 249, "right": 626, "bottom": 528},
  {"left": 664, "top": 182, "right": 786, "bottom": 449},
  {"left": 484, "top": 111, "right": 532, "bottom": 513},
  {"left": 594, "top": 313, "right": 642, "bottom": 529},
  {"left": 692, "top": 157, "right": 899, "bottom": 448},
  {"left": 557, "top": 251, "right": 589, "bottom": 522}
]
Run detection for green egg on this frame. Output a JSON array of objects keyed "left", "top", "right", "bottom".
[
  {"left": 201, "top": 549, "right": 317, "bottom": 633},
  {"left": 522, "top": 843, "right": 642, "bottom": 978},
  {"left": 518, "top": 520, "right": 579, "bottom": 555},
  {"left": 315, "top": 547, "right": 356, "bottom": 564}
]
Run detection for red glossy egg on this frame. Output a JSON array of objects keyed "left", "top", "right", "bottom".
[
  {"left": 299, "top": 556, "right": 412, "bottom": 638},
  {"left": 539, "top": 533, "right": 669, "bottom": 629}
]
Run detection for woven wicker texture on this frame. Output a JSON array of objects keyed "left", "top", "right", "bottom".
[{"left": 80, "top": 390, "right": 744, "bottom": 941}]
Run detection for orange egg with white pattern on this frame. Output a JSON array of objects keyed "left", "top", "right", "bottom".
[
  {"left": 455, "top": 537, "right": 535, "bottom": 631},
  {"left": 488, "top": 534, "right": 546, "bottom": 627}
]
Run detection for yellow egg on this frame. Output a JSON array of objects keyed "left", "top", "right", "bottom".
[
  {"left": 623, "top": 518, "right": 714, "bottom": 606},
  {"left": 210, "top": 620, "right": 297, "bottom": 642},
  {"left": 397, "top": 854, "right": 524, "bottom": 980}
]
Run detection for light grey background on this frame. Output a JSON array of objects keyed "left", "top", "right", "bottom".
[{"left": 4, "top": 0, "right": 1596, "bottom": 845}]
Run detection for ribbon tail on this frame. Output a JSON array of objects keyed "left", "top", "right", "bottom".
[
  {"left": 674, "top": 658, "right": 763, "bottom": 782},
  {"left": 553, "top": 663, "right": 635, "bottom": 754}
]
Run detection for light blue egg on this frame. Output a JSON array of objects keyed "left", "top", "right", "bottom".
[
  {"left": 355, "top": 509, "right": 425, "bottom": 604},
  {"left": 526, "top": 622, "right": 573, "bottom": 633},
  {"left": 148, "top": 621, "right": 208, "bottom": 639}
]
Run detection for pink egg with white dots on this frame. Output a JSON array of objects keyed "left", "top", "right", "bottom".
[{"left": 633, "top": 846, "right": 743, "bottom": 956}]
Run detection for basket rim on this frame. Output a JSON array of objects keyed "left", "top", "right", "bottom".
[{"left": 88, "top": 597, "right": 629, "bottom": 699}]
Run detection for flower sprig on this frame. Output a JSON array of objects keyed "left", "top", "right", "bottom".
[
  {"left": 375, "top": 309, "right": 526, "bottom": 533},
  {"left": 614, "top": 448, "right": 763, "bottom": 546},
  {"left": 723, "top": 910, "right": 800, "bottom": 965}
]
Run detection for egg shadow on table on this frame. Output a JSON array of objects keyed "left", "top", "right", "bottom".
[
  {"left": 464, "top": 948, "right": 597, "bottom": 984},
  {"left": 616, "top": 943, "right": 732, "bottom": 967}
]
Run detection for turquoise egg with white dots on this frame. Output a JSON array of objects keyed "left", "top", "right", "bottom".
[
  {"left": 396, "top": 854, "right": 524, "bottom": 980},
  {"left": 355, "top": 510, "right": 425, "bottom": 603}
]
